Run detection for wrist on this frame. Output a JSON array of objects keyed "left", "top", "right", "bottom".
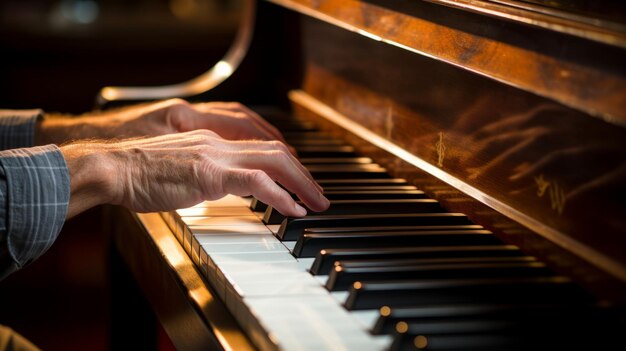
[{"left": 60, "top": 142, "right": 118, "bottom": 218}]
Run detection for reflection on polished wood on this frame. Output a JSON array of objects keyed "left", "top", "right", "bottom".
[
  {"left": 111, "top": 207, "right": 255, "bottom": 351},
  {"left": 269, "top": 0, "right": 626, "bottom": 125}
]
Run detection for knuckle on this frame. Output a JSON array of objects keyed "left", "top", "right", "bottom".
[
  {"left": 271, "top": 149, "right": 290, "bottom": 162},
  {"left": 269, "top": 140, "right": 289, "bottom": 152},
  {"left": 233, "top": 111, "right": 249, "bottom": 120},
  {"left": 247, "top": 169, "right": 269, "bottom": 186},
  {"left": 193, "top": 129, "right": 219, "bottom": 138},
  {"left": 168, "top": 98, "right": 188, "bottom": 106},
  {"left": 228, "top": 102, "right": 244, "bottom": 110},
  {"left": 167, "top": 100, "right": 192, "bottom": 114}
]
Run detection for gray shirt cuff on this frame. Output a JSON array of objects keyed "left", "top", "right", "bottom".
[
  {"left": 0, "top": 145, "right": 70, "bottom": 280},
  {"left": 0, "top": 110, "right": 43, "bottom": 150}
]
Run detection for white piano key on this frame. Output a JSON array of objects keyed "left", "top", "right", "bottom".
[
  {"left": 297, "top": 257, "right": 316, "bottom": 271},
  {"left": 192, "top": 195, "right": 249, "bottom": 207},
  {"left": 183, "top": 216, "right": 261, "bottom": 227},
  {"left": 199, "top": 241, "right": 288, "bottom": 254},
  {"left": 210, "top": 252, "right": 296, "bottom": 265},
  {"left": 298, "top": 257, "right": 316, "bottom": 270},
  {"left": 183, "top": 226, "right": 193, "bottom": 255},
  {"left": 330, "top": 291, "right": 350, "bottom": 304},
  {"left": 315, "top": 275, "right": 329, "bottom": 285},
  {"left": 160, "top": 211, "right": 173, "bottom": 231},
  {"left": 199, "top": 249, "right": 210, "bottom": 278},
  {"left": 219, "top": 260, "right": 303, "bottom": 274},
  {"left": 190, "top": 224, "right": 271, "bottom": 235},
  {"left": 170, "top": 193, "right": 396, "bottom": 351},
  {"left": 198, "top": 233, "right": 278, "bottom": 245},
  {"left": 226, "top": 272, "right": 328, "bottom": 297},
  {"left": 350, "top": 310, "right": 381, "bottom": 330},
  {"left": 372, "top": 335, "right": 394, "bottom": 350},
  {"left": 244, "top": 296, "right": 386, "bottom": 351},
  {"left": 266, "top": 224, "right": 281, "bottom": 234},
  {"left": 240, "top": 196, "right": 253, "bottom": 207},
  {"left": 176, "top": 206, "right": 252, "bottom": 217},
  {"left": 162, "top": 212, "right": 183, "bottom": 242},
  {"left": 282, "top": 241, "right": 297, "bottom": 251}
]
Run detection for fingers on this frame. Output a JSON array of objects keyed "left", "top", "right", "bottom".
[
  {"left": 196, "top": 102, "right": 285, "bottom": 142},
  {"left": 231, "top": 149, "right": 328, "bottom": 212},
  {"left": 118, "top": 120, "right": 327, "bottom": 217},
  {"left": 160, "top": 100, "right": 297, "bottom": 155},
  {"left": 224, "top": 139, "right": 317, "bottom": 187},
  {"left": 194, "top": 136, "right": 327, "bottom": 215},
  {"left": 222, "top": 169, "right": 308, "bottom": 217},
  {"left": 192, "top": 102, "right": 289, "bottom": 143}
]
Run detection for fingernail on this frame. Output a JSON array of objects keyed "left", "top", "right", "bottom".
[
  {"left": 294, "top": 203, "right": 307, "bottom": 217},
  {"left": 319, "top": 194, "right": 330, "bottom": 209}
]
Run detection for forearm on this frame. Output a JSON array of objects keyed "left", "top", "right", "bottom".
[{"left": 35, "top": 113, "right": 122, "bottom": 146}]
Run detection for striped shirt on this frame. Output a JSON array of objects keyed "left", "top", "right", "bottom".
[{"left": 0, "top": 110, "right": 69, "bottom": 281}]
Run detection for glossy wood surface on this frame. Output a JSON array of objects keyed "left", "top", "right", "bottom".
[
  {"left": 269, "top": 0, "right": 626, "bottom": 125},
  {"left": 111, "top": 207, "right": 255, "bottom": 351}
]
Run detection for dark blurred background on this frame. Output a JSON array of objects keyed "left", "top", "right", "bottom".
[
  {"left": 0, "top": 0, "right": 241, "bottom": 113},
  {"left": 0, "top": 0, "right": 242, "bottom": 349}
]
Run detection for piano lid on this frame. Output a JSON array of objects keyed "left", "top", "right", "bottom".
[{"left": 269, "top": 0, "right": 626, "bottom": 126}]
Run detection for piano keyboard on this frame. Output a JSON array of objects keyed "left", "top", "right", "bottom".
[{"left": 161, "top": 118, "right": 622, "bottom": 351}]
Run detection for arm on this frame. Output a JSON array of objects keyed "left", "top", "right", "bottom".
[
  {"left": 0, "top": 103, "right": 326, "bottom": 279},
  {"left": 0, "top": 126, "right": 328, "bottom": 280},
  {"left": 35, "top": 99, "right": 289, "bottom": 146},
  {"left": 60, "top": 130, "right": 328, "bottom": 219}
]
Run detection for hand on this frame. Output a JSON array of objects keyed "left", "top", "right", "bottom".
[
  {"left": 60, "top": 130, "right": 328, "bottom": 219},
  {"left": 36, "top": 98, "right": 288, "bottom": 146}
]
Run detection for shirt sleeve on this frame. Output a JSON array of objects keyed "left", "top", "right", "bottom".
[
  {"left": 0, "top": 109, "right": 43, "bottom": 151},
  {"left": 0, "top": 145, "right": 70, "bottom": 281}
]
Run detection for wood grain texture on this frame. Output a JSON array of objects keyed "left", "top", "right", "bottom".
[{"left": 268, "top": 0, "right": 626, "bottom": 125}]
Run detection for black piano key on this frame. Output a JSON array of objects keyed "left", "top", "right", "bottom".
[
  {"left": 395, "top": 318, "right": 521, "bottom": 337},
  {"left": 344, "top": 276, "right": 592, "bottom": 310},
  {"left": 299, "top": 157, "right": 373, "bottom": 164},
  {"left": 305, "top": 224, "right": 483, "bottom": 234},
  {"left": 294, "top": 145, "right": 357, "bottom": 158},
  {"left": 310, "top": 245, "right": 524, "bottom": 275},
  {"left": 283, "top": 131, "right": 331, "bottom": 140},
  {"left": 337, "top": 255, "right": 537, "bottom": 269},
  {"left": 318, "top": 185, "right": 419, "bottom": 191},
  {"left": 373, "top": 303, "right": 622, "bottom": 335},
  {"left": 389, "top": 331, "right": 525, "bottom": 351},
  {"left": 263, "top": 199, "right": 441, "bottom": 224},
  {"left": 306, "top": 190, "right": 427, "bottom": 200},
  {"left": 389, "top": 312, "right": 621, "bottom": 351},
  {"left": 277, "top": 213, "right": 473, "bottom": 240},
  {"left": 326, "top": 261, "right": 552, "bottom": 291},
  {"left": 268, "top": 121, "right": 318, "bottom": 133},
  {"left": 250, "top": 197, "right": 269, "bottom": 212},
  {"left": 253, "top": 189, "right": 427, "bottom": 214},
  {"left": 293, "top": 230, "right": 500, "bottom": 257},
  {"left": 317, "top": 179, "right": 410, "bottom": 187},
  {"left": 306, "top": 164, "right": 390, "bottom": 179},
  {"left": 286, "top": 139, "right": 346, "bottom": 146}
]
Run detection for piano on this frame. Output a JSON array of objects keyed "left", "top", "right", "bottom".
[{"left": 100, "top": 0, "right": 626, "bottom": 350}]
